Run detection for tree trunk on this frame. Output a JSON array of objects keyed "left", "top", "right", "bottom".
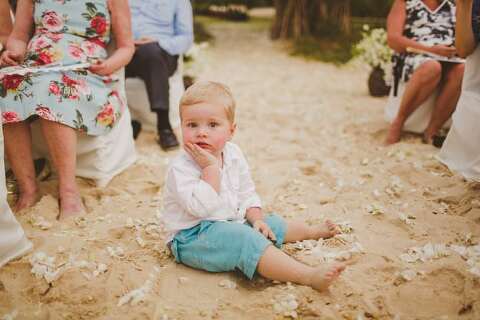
[
  {"left": 271, "top": 0, "right": 287, "bottom": 39},
  {"left": 328, "top": 0, "right": 351, "bottom": 34},
  {"left": 271, "top": 0, "right": 352, "bottom": 39}
]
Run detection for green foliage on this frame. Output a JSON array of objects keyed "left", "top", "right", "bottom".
[
  {"left": 352, "top": 0, "right": 394, "bottom": 17},
  {"left": 292, "top": 36, "right": 353, "bottom": 65},
  {"left": 192, "top": 0, "right": 272, "bottom": 9},
  {"left": 194, "top": 19, "right": 214, "bottom": 43},
  {"left": 290, "top": 19, "right": 368, "bottom": 65}
]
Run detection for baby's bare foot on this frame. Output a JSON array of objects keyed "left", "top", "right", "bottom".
[
  {"left": 309, "top": 263, "right": 345, "bottom": 291},
  {"left": 316, "top": 219, "right": 340, "bottom": 239},
  {"left": 14, "top": 191, "right": 38, "bottom": 213},
  {"left": 58, "top": 190, "right": 85, "bottom": 220}
]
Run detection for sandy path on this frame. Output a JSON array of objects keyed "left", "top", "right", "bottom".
[{"left": 1, "top": 18, "right": 479, "bottom": 320}]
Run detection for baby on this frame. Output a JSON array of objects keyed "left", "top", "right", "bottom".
[{"left": 162, "top": 81, "right": 345, "bottom": 291}]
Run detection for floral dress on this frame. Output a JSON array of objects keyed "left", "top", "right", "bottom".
[
  {"left": 392, "top": 0, "right": 456, "bottom": 95},
  {"left": 0, "top": 0, "right": 124, "bottom": 136}
]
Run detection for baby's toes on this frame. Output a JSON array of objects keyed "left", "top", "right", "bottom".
[{"left": 325, "top": 220, "right": 340, "bottom": 234}]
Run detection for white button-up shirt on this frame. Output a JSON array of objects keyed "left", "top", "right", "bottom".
[{"left": 162, "top": 142, "right": 261, "bottom": 241}]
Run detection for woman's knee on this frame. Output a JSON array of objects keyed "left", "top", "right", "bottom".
[
  {"left": 445, "top": 63, "right": 465, "bottom": 82},
  {"left": 415, "top": 60, "right": 442, "bottom": 82}
]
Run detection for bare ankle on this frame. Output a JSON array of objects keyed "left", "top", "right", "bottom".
[
  {"left": 309, "top": 264, "right": 346, "bottom": 291},
  {"left": 58, "top": 187, "right": 84, "bottom": 219},
  {"left": 14, "top": 189, "right": 39, "bottom": 212}
]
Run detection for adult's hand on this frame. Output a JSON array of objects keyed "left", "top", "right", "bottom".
[
  {"left": 429, "top": 45, "right": 457, "bottom": 58},
  {"left": 0, "top": 48, "right": 25, "bottom": 66},
  {"left": 89, "top": 59, "right": 116, "bottom": 76}
]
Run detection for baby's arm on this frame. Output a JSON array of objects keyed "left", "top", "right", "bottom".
[
  {"left": 90, "top": 0, "right": 134, "bottom": 75},
  {"left": 246, "top": 207, "right": 276, "bottom": 241},
  {"left": 184, "top": 143, "right": 221, "bottom": 192}
]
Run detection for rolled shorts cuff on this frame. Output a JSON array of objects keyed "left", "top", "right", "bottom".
[{"left": 243, "top": 214, "right": 287, "bottom": 279}]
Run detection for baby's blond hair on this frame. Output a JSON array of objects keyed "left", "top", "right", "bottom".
[{"left": 179, "top": 81, "right": 236, "bottom": 123}]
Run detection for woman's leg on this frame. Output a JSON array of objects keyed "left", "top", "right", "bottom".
[
  {"left": 283, "top": 220, "right": 338, "bottom": 243},
  {"left": 3, "top": 122, "right": 38, "bottom": 211},
  {"left": 257, "top": 246, "right": 345, "bottom": 291},
  {"left": 385, "top": 60, "right": 443, "bottom": 145},
  {"left": 39, "top": 119, "right": 83, "bottom": 218},
  {"left": 424, "top": 63, "right": 465, "bottom": 142}
]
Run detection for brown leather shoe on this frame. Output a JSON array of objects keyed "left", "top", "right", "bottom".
[{"left": 158, "top": 129, "right": 179, "bottom": 151}]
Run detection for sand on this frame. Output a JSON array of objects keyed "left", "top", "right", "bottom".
[{"left": 1, "top": 15, "right": 479, "bottom": 320}]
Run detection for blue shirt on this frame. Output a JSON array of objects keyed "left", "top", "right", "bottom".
[{"left": 129, "top": 0, "right": 193, "bottom": 56}]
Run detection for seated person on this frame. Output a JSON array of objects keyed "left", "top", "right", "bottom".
[
  {"left": 385, "top": 0, "right": 465, "bottom": 145},
  {"left": 0, "top": 0, "right": 134, "bottom": 218},
  {"left": 439, "top": 0, "right": 480, "bottom": 180},
  {"left": 163, "top": 81, "right": 345, "bottom": 290},
  {"left": 126, "top": 0, "right": 193, "bottom": 150}
]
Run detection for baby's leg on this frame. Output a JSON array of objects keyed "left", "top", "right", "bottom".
[
  {"left": 257, "top": 245, "right": 345, "bottom": 291},
  {"left": 284, "top": 219, "right": 339, "bottom": 243}
]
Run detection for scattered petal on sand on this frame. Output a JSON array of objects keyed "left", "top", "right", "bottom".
[
  {"left": 336, "top": 221, "right": 354, "bottom": 234},
  {"left": 1, "top": 310, "right": 18, "bottom": 320},
  {"left": 398, "top": 213, "right": 416, "bottom": 225},
  {"left": 312, "top": 241, "right": 364, "bottom": 262},
  {"left": 118, "top": 268, "right": 160, "bottom": 306},
  {"left": 178, "top": 277, "right": 189, "bottom": 284},
  {"left": 107, "top": 246, "right": 125, "bottom": 258},
  {"left": 372, "top": 189, "right": 382, "bottom": 198},
  {"left": 136, "top": 236, "right": 146, "bottom": 248},
  {"left": 400, "top": 243, "right": 450, "bottom": 263},
  {"left": 125, "top": 218, "right": 135, "bottom": 228},
  {"left": 272, "top": 293, "right": 298, "bottom": 319},
  {"left": 28, "top": 215, "right": 53, "bottom": 230},
  {"left": 451, "top": 244, "right": 480, "bottom": 277},
  {"left": 366, "top": 204, "right": 385, "bottom": 216},
  {"left": 394, "top": 269, "right": 420, "bottom": 285},
  {"left": 218, "top": 279, "right": 237, "bottom": 289},
  {"left": 29, "top": 252, "right": 66, "bottom": 284}
]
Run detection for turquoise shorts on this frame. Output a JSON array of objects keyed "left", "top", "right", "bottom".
[{"left": 170, "top": 214, "right": 287, "bottom": 279}]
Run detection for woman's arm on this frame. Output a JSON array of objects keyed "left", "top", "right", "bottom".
[
  {"left": 387, "top": 0, "right": 456, "bottom": 57},
  {"left": 89, "top": 0, "right": 134, "bottom": 76},
  {"left": 456, "top": 0, "right": 476, "bottom": 58},
  {"left": 0, "top": 0, "right": 33, "bottom": 65},
  {"left": 0, "top": 1, "right": 13, "bottom": 46}
]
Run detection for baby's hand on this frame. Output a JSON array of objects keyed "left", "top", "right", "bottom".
[
  {"left": 253, "top": 220, "right": 276, "bottom": 242},
  {"left": 184, "top": 143, "right": 219, "bottom": 169}
]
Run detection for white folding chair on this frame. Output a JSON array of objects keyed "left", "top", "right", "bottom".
[
  {"left": 385, "top": 83, "right": 451, "bottom": 134},
  {"left": 126, "top": 56, "right": 184, "bottom": 131},
  {"left": 30, "top": 68, "right": 137, "bottom": 188},
  {"left": 0, "top": 119, "right": 32, "bottom": 268}
]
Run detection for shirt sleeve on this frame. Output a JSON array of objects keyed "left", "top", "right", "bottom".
[
  {"left": 236, "top": 149, "right": 262, "bottom": 215},
  {"left": 157, "top": 0, "right": 193, "bottom": 55},
  {"left": 167, "top": 162, "right": 230, "bottom": 219}
]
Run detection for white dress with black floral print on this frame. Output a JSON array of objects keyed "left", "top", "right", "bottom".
[
  {"left": 0, "top": 0, "right": 124, "bottom": 136},
  {"left": 393, "top": 0, "right": 456, "bottom": 84}
]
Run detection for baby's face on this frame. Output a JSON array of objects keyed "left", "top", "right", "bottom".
[{"left": 181, "top": 102, "right": 235, "bottom": 159}]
